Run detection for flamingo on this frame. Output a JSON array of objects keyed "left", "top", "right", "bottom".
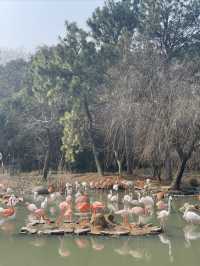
[
  {"left": 89, "top": 181, "right": 95, "bottom": 190},
  {"left": 26, "top": 201, "right": 50, "bottom": 224},
  {"left": 49, "top": 192, "right": 62, "bottom": 202},
  {"left": 6, "top": 187, "right": 14, "bottom": 194},
  {"left": 75, "top": 190, "right": 82, "bottom": 200},
  {"left": 123, "top": 193, "right": 133, "bottom": 205},
  {"left": 136, "top": 192, "right": 154, "bottom": 214},
  {"left": 0, "top": 195, "right": 17, "bottom": 224},
  {"left": 81, "top": 182, "right": 88, "bottom": 191},
  {"left": 156, "top": 200, "right": 168, "bottom": 210},
  {"left": 183, "top": 205, "right": 200, "bottom": 224},
  {"left": 155, "top": 191, "right": 165, "bottom": 201},
  {"left": 56, "top": 195, "right": 72, "bottom": 226},
  {"left": 113, "top": 184, "right": 119, "bottom": 192},
  {"left": 157, "top": 196, "right": 172, "bottom": 229},
  {"left": 65, "top": 183, "right": 72, "bottom": 196},
  {"left": 107, "top": 190, "right": 113, "bottom": 201},
  {"left": 75, "top": 193, "right": 89, "bottom": 205},
  {"left": 91, "top": 201, "right": 104, "bottom": 215},
  {"left": 75, "top": 181, "right": 81, "bottom": 191},
  {"left": 48, "top": 184, "right": 55, "bottom": 193},
  {"left": 110, "top": 193, "right": 118, "bottom": 203},
  {"left": 143, "top": 178, "right": 152, "bottom": 191},
  {"left": 41, "top": 197, "right": 48, "bottom": 209},
  {"left": 75, "top": 193, "right": 91, "bottom": 225},
  {"left": 179, "top": 202, "right": 200, "bottom": 213},
  {"left": 115, "top": 205, "right": 132, "bottom": 228},
  {"left": 140, "top": 194, "right": 154, "bottom": 209},
  {"left": 131, "top": 206, "right": 148, "bottom": 225},
  {"left": 33, "top": 191, "right": 44, "bottom": 203}
]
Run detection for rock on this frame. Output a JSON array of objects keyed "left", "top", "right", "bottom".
[
  {"left": 100, "top": 229, "right": 129, "bottom": 236},
  {"left": 74, "top": 228, "right": 91, "bottom": 235},
  {"left": 20, "top": 227, "right": 37, "bottom": 234},
  {"left": 90, "top": 214, "right": 109, "bottom": 228},
  {"left": 20, "top": 221, "right": 162, "bottom": 237},
  {"left": 32, "top": 186, "right": 49, "bottom": 195},
  {"left": 37, "top": 229, "right": 65, "bottom": 235}
]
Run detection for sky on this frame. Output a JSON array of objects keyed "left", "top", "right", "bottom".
[{"left": 0, "top": 0, "right": 105, "bottom": 52}]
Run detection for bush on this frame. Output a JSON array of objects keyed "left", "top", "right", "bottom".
[{"left": 189, "top": 178, "right": 199, "bottom": 187}]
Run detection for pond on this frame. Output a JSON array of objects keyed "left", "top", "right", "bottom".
[{"left": 0, "top": 191, "right": 200, "bottom": 266}]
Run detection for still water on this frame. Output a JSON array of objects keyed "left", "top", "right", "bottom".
[{"left": 0, "top": 192, "right": 200, "bottom": 266}]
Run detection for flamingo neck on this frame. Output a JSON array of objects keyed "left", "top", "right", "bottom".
[
  {"left": 184, "top": 206, "right": 190, "bottom": 216},
  {"left": 137, "top": 192, "right": 141, "bottom": 201},
  {"left": 168, "top": 198, "right": 171, "bottom": 214}
]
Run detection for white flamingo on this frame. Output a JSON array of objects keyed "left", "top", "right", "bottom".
[
  {"left": 41, "top": 197, "right": 48, "bottom": 209},
  {"left": 183, "top": 206, "right": 200, "bottom": 224},
  {"left": 33, "top": 192, "right": 44, "bottom": 203},
  {"left": 157, "top": 196, "right": 172, "bottom": 230}
]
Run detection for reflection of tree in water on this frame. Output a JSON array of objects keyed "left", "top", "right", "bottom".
[
  {"left": 183, "top": 225, "right": 200, "bottom": 248},
  {"left": 159, "top": 234, "right": 174, "bottom": 263}
]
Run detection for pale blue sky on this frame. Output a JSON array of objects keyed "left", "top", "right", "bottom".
[{"left": 0, "top": 0, "right": 105, "bottom": 51}]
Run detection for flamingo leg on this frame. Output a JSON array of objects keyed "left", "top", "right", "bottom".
[
  {"left": 123, "top": 214, "right": 132, "bottom": 230},
  {"left": 56, "top": 210, "right": 65, "bottom": 226},
  {"left": 138, "top": 216, "right": 142, "bottom": 227}
]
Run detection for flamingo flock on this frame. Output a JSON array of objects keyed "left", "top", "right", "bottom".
[{"left": 0, "top": 178, "right": 200, "bottom": 240}]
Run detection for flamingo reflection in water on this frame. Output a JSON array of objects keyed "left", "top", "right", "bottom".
[
  {"left": 183, "top": 224, "right": 200, "bottom": 248},
  {"left": 75, "top": 238, "right": 89, "bottom": 249},
  {"left": 29, "top": 238, "right": 46, "bottom": 248},
  {"left": 0, "top": 221, "right": 16, "bottom": 237},
  {"left": 114, "top": 239, "right": 151, "bottom": 261},
  {"left": 91, "top": 238, "right": 104, "bottom": 251},
  {"left": 158, "top": 234, "right": 174, "bottom": 263},
  {"left": 58, "top": 237, "right": 71, "bottom": 257}
]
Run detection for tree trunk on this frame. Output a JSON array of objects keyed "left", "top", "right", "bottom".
[
  {"left": 124, "top": 126, "right": 133, "bottom": 175},
  {"left": 43, "top": 149, "right": 50, "bottom": 181},
  {"left": 43, "top": 128, "right": 51, "bottom": 181},
  {"left": 83, "top": 95, "right": 103, "bottom": 176},
  {"left": 152, "top": 164, "right": 162, "bottom": 182},
  {"left": 164, "top": 157, "right": 173, "bottom": 181},
  {"left": 114, "top": 150, "right": 122, "bottom": 177},
  {"left": 92, "top": 143, "right": 103, "bottom": 176},
  {"left": 171, "top": 157, "right": 188, "bottom": 190}
]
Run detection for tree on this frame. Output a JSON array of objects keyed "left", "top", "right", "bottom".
[
  {"left": 57, "top": 22, "right": 111, "bottom": 176},
  {"left": 88, "top": 0, "right": 140, "bottom": 45},
  {"left": 29, "top": 46, "right": 66, "bottom": 180},
  {"left": 140, "top": 0, "right": 200, "bottom": 60}
]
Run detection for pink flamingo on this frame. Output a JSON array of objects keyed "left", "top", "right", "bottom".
[
  {"left": 26, "top": 202, "right": 50, "bottom": 224},
  {"left": 131, "top": 206, "right": 149, "bottom": 225},
  {"left": 156, "top": 200, "right": 168, "bottom": 210},
  {"left": 115, "top": 207, "right": 132, "bottom": 228},
  {"left": 75, "top": 193, "right": 91, "bottom": 225},
  {"left": 91, "top": 201, "right": 105, "bottom": 215},
  {"left": 56, "top": 195, "right": 72, "bottom": 226},
  {"left": 0, "top": 195, "right": 17, "bottom": 222}
]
